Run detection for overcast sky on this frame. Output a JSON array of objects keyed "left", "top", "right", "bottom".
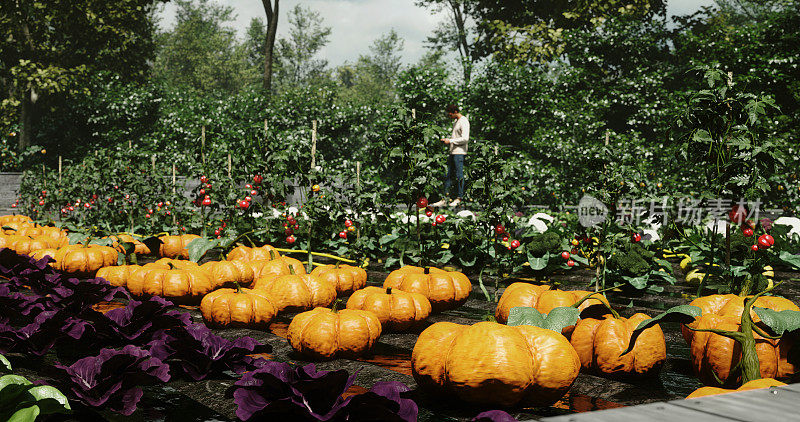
[{"left": 157, "top": 0, "right": 717, "bottom": 67}]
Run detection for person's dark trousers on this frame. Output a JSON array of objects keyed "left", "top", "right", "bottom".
[{"left": 443, "top": 154, "right": 465, "bottom": 199}]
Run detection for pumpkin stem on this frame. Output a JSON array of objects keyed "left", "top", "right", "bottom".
[
  {"left": 571, "top": 285, "right": 619, "bottom": 318},
  {"left": 386, "top": 287, "right": 392, "bottom": 295},
  {"left": 423, "top": 266, "right": 430, "bottom": 275},
  {"left": 335, "top": 261, "right": 341, "bottom": 269},
  {"left": 269, "top": 249, "right": 277, "bottom": 260},
  {"left": 235, "top": 282, "right": 243, "bottom": 293},
  {"left": 288, "top": 265, "right": 296, "bottom": 275},
  {"left": 331, "top": 298, "right": 342, "bottom": 312},
  {"left": 167, "top": 262, "right": 176, "bottom": 270}
]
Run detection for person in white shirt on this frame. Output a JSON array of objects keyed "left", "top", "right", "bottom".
[{"left": 431, "top": 104, "right": 469, "bottom": 207}]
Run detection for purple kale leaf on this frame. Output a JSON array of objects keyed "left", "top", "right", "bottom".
[
  {"left": 99, "top": 296, "right": 191, "bottom": 345},
  {"left": 232, "top": 361, "right": 356, "bottom": 421},
  {"left": 341, "top": 381, "right": 418, "bottom": 422},
  {"left": 148, "top": 323, "right": 268, "bottom": 381},
  {"left": 472, "top": 410, "right": 519, "bottom": 422},
  {"left": 0, "top": 309, "right": 90, "bottom": 356},
  {"left": 51, "top": 345, "right": 170, "bottom": 416}
]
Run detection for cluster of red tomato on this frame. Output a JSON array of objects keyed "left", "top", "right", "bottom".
[
  {"left": 237, "top": 175, "right": 263, "bottom": 210},
  {"left": 493, "top": 225, "right": 521, "bottom": 250},
  {"left": 337, "top": 219, "right": 357, "bottom": 240},
  {"left": 144, "top": 201, "right": 173, "bottom": 219},
  {"left": 58, "top": 193, "right": 97, "bottom": 214},
  {"left": 729, "top": 205, "right": 775, "bottom": 251},
  {"left": 284, "top": 213, "right": 299, "bottom": 244},
  {"left": 415, "top": 197, "right": 446, "bottom": 227},
  {"left": 559, "top": 250, "right": 576, "bottom": 267}
]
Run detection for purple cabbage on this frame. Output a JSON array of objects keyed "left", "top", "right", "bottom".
[
  {"left": 472, "top": 410, "right": 519, "bottom": 422},
  {"left": 99, "top": 296, "right": 192, "bottom": 344},
  {"left": 0, "top": 309, "right": 90, "bottom": 356},
  {"left": 233, "top": 362, "right": 417, "bottom": 422},
  {"left": 148, "top": 323, "right": 268, "bottom": 381},
  {"left": 51, "top": 345, "right": 170, "bottom": 416}
]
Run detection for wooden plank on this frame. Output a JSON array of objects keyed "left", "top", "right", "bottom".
[
  {"left": 540, "top": 401, "right": 736, "bottom": 422},
  {"left": 673, "top": 385, "right": 800, "bottom": 421}
]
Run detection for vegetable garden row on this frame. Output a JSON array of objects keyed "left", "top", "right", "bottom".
[{"left": 2, "top": 202, "right": 800, "bottom": 421}]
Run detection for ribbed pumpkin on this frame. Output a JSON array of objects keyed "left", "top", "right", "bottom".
[
  {"left": 383, "top": 266, "right": 471, "bottom": 312},
  {"left": 0, "top": 215, "right": 33, "bottom": 234},
  {"left": 201, "top": 287, "right": 279, "bottom": 328},
  {"left": 158, "top": 234, "right": 201, "bottom": 259},
  {"left": 53, "top": 244, "right": 118, "bottom": 275},
  {"left": 96, "top": 265, "right": 142, "bottom": 288},
  {"left": 495, "top": 283, "right": 610, "bottom": 324},
  {"left": 226, "top": 244, "right": 281, "bottom": 261},
  {"left": 287, "top": 307, "right": 382, "bottom": 359},
  {"left": 248, "top": 256, "right": 305, "bottom": 281},
  {"left": 311, "top": 264, "right": 367, "bottom": 296},
  {"left": 0, "top": 235, "right": 52, "bottom": 256},
  {"left": 254, "top": 272, "right": 336, "bottom": 312},
  {"left": 686, "top": 378, "right": 786, "bottom": 399},
  {"left": 687, "top": 313, "right": 796, "bottom": 386},
  {"left": 15, "top": 227, "right": 68, "bottom": 248},
  {"left": 682, "top": 294, "right": 800, "bottom": 343},
  {"left": 30, "top": 248, "right": 58, "bottom": 264},
  {"left": 412, "top": 321, "right": 580, "bottom": 407},
  {"left": 125, "top": 265, "right": 213, "bottom": 302},
  {"left": 346, "top": 286, "right": 431, "bottom": 331},
  {"left": 106, "top": 234, "right": 151, "bottom": 255},
  {"left": 151, "top": 258, "right": 200, "bottom": 270},
  {"left": 200, "top": 260, "right": 255, "bottom": 288},
  {"left": 570, "top": 313, "right": 666, "bottom": 378}
]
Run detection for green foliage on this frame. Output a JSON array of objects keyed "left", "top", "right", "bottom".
[
  {"left": 526, "top": 231, "right": 561, "bottom": 258},
  {"left": 0, "top": 358, "right": 71, "bottom": 422},
  {"left": 607, "top": 244, "right": 652, "bottom": 277},
  {"left": 507, "top": 306, "right": 580, "bottom": 332},
  {"left": 274, "top": 4, "right": 332, "bottom": 88}
]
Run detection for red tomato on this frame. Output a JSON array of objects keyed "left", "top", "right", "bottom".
[
  {"left": 567, "top": 260, "right": 576, "bottom": 267},
  {"left": 742, "top": 227, "right": 754, "bottom": 237},
  {"left": 416, "top": 197, "right": 428, "bottom": 208},
  {"left": 344, "top": 219, "right": 353, "bottom": 227},
  {"left": 751, "top": 244, "right": 759, "bottom": 252},
  {"left": 435, "top": 215, "right": 446, "bottom": 224},
  {"left": 253, "top": 175, "right": 263, "bottom": 184},
  {"left": 631, "top": 233, "right": 642, "bottom": 243},
  {"left": 339, "top": 231, "right": 347, "bottom": 239},
  {"left": 561, "top": 251, "right": 570, "bottom": 260},
  {"left": 200, "top": 175, "right": 208, "bottom": 184},
  {"left": 202, "top": 198, "right": 212, "bottom": 206},
  {"left": 495, "top": 225, "right": 505, "bottom": 235},
  {"left": 286, "top": 235, "right": 296, "bottom": 244},
  {"left": 510, "top": 240, "right": 521, "bottom": 249}
]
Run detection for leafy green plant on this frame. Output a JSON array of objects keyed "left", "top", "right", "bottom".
[{"left": 0, "top": 354, "right": 71, "bottom": 421}]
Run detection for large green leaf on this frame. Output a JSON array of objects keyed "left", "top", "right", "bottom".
[
  {"left": 507, "top": 306, "right": 580, "bottom": 333},
  {"left": 778, "top": 251, "right": 800, "bottom": 271},
  {"left": 527, "top": 252, "right": 551, "bottom": 271},
  {"left": 27, "top": 386, "right": 71, "bottom": 415},
  {"left": 621, "top": 305, "right": 701, "bottom": 356},
  {"left": 0, "top": 354, "right": 10, "bottom": 371},
  {"left": 753, "top": 307, "right": 800, "bottom": 336},
  {"left": 6, "top": 405, "right": 40, "bottom": 422},
  {"left": 186, "top": 237, "right": 221, "bottom": 262}
]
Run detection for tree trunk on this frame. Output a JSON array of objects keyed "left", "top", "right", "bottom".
[
  {"left": 18, "top": 89, "right": 34, "bottom": 151},
  {"left": 448, "top": 0, "right": 472, "bottom": 85},
  {"left": 261, "top": 0, "right": 279, "bottom": 92}
]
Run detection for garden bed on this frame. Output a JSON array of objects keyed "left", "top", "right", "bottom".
[{"left": 9, "top": 259, "right": 800, "bottom": 422}]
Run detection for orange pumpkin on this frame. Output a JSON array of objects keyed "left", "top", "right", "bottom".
[
  {"left": 311, "top": 264, "right": 367, "bottom": 296},
  {"left": 383, "top": 266, "right": 471, "bottom": 312},
  {"left": 53, "top": 245, "right": 118, "bottom": 275},
  {"left": 412, "top": 321, "right": 580, "bottom": 407},
  {"left": 201, "top": 287, "right": 279, "bottom": 328},
  {"left": 249, "top": 257, "right": 306, "bottom": 286},
  {"left": 151, "top": 258, "right": 200, "bottom": 270},
  {"left": 682, "top": 294, "right": 799, "bottom": 343},
  {"left": 30, "top": 248, "right": 58, "bottom": 264},
  {"left": 16, "top": 226, "right": 68, "bottom": 248},
  {"left": 0, "top": 215, "right": 33, "bottom": 234},
  {"left": 346, "top": 286, "right": 431, "bottom": 331},
  {"left": 226, "top": 244, "right": 281, "bottom": 261},
  {"left": 105, "top": 234, "right": 151, "bottom": 255},
  {"left": 254, "top": 272, "right": 336, "bottom": 312},
  {"left": 570, "top": 313, "right": 666, "bottom": 378},
  {"left": 687, "top": 313, "right": 796, "bottom": 386},
  {"left": 97, "top": 265, "right": 142, "bottom": 288},
  {"left": 686, "top": 378, "right": 786, "bottom": 399},
  {"left": 287, "top": 307, "right": 382, "bottom": 359},
  {"left": 200, "top": 260, "right": 255, "bottom": 288},
  {"left": 158, "top": 234, "right": 201, "bottom": 259},
  {"left": 495, "top": 283, "right": 610, "bottom": 324},
  {"left": 0, "top": 235, "right": 51, "bottom": 256},
  {"left": 125, "top": 265, "right": 213, "bottom": 302}
]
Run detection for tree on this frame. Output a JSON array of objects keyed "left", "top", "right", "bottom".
[
  {"left": 260, "top": 0, "right": 279, "bottom": 92},
  {"left": 152, "top": 0, "right": 247, "bottom": 94},
  {"left": 0, "top": 0, "right": 164, "bottom": 150},
  {"left": 417, "top": 0, "right": 482, "bottom": 85},
  {"left": 274, "top": 5, "right": 332, "bottom": 87},
  {"left": 336, "top": 30, "right": 405, "bottom": 104},
  {"left": 468, "top": 0, "right": 667, "bottom": 63}
]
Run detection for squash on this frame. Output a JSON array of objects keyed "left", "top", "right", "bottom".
[
  {"left": 248, "top": 256, "right": 305, "bottom": 281},
  {"left": 53, "top": 244, "right": 118, "bottom": 275},
  {"left": 200, "top": 260, "right": 254, "bottom": 289},
  {"left": 254, "top": 272, "right": 336, "bottom": 312},
  {"left": 412, "top": 321, "right": 580, "bottom": 407},
  {"left": 151, "top": 258, "right": 199, "bottom": 270},
  {"left": 105, "top": 234, "right": 151, "bottom": 255},
  {"left": 30, "top": 248, "right": 58, "bottom": 264},
  {"left": 15, "top": 226, "right": 68, "bottom": 248},
  {"left": 0, "top": 215, "right": 33, "bottom": 234},
  {"left": 686, "top": 313, "right": 796, "bottom": 386},
  {"left": 226, "top": 244, "right": 281, "bottom": 261},
  {"left": 97, "top": 265, "right": 142, "bottom": 288},
  {"left": 686, "top": 378, "right": 786, "bottom": 399},
  {"left": 311, "top": 263, "right": 367, "bottom": 296},
  {"left": 0, "top": 235, "right": 52, "bottom": 256},
  {"left": 287, "top": 307, "right": 381, "bottom": 359},
  {"left": 383, "top": 266, "right": 471, "bottom": 312},
  {"left": 495, "top": 283, "right": 610, "bottom": 324},
  {"left": 682, "top": 294, "right": 798, "bottom": 343},
  {"left": 570, "top": 313, "right": 666, "bottom": 378},
  {"left": 125, "top": 264, "right": 213, "bottom": 302},
  {"left": 201, "top": 287, "right": 278, "bottom": 328},
  {"left": 346, "top": 286, "right": 431, "bottom": 331},
  {"left": 158, "top": 234, "right": 201, "bottom": 259}
]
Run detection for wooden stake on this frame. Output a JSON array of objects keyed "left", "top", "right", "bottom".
[
  {"left": 411, "top": 108, "right": 416, "bottom": 120},
  {"left": 172, "top": 164, "right": 176, "bottom": 194},
  {"left": 58, "top": 156, "right": 62, "bottom": 183},
  {"left": 227, "top": 153, "right": 232, "bottom": 178},
  {"left": 129, "top": 139, "right": 132, "bottom": 149},
  {"left": 605, "top": 130, "right": 610, "bottom": 146},
  {"left": 264, "top": 119, "right": 268, "bottom": 138},
  {"left": 310, "top": 120, "right": 317, "bottom": 173},
  {"left": 356, "top": 162, "right": 361, "bottom": 190},
  {"left": 151, "top": 155, "right": 156, "bottom": 172}
]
